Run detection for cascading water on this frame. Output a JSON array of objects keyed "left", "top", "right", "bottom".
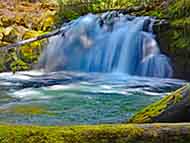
[
  {"left": 39, "top": 12, "right": 173, "bottom": 78},
  {"left": 0, "top": 12, "right": 186, "bottom": 126}
]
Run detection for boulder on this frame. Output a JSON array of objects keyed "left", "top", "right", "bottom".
[{"left": 128, "top": 84, "right": 190, "bottom": 123}]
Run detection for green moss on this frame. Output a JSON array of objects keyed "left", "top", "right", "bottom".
[
  {"left": 39, "top": 11, "right": 56, "bottom": 31},
  {"left": 10, "top": 59, "right": 30, "bottom": 72},
  {"left": 2, "top": 26, "right": 20, "bottom": 43},
  {"left": 128, "top": 84, "right": 190, "bottom": 123},
  {"left": 0, "top": 0, "right": 57, "bottom": 73},
  {"left": 0, "top": 124, "right": 188, "bottom": 143},
  {"left": 167, "top": 0, "right": 190, "bottom": 19},
  {"left": 132, "top": 0, "right": 190, "bottom": 20},
  {"left": 144, "top": 10, "right": 165, "bottom": 18},
  {"left": 0, "top": 105, "right": 52, "bottom": 116},
  {"left": 172, "top": 18, "right": 190, "bottom": 27},
  {"left": 20, "top": 30, "right": 45, "bottom": 64},
  {"left": 0, "top": 15, "right": 15, "bottom": 27},
  {"left": 0, "top": 124, "right": 145, "bottom": 143},
  {"left": 172, "top": 31, "right": 190, "bottom": 49}
]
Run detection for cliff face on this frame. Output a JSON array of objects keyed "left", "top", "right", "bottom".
[
  {"left": 136, "top": 0, "right": 190, "bottom": 80},
  {"left": 152, "top": 0, "right": 190, "bottom": 80},
  {"left": 155, "top": 25, "right": 190, "bottom": 80}
]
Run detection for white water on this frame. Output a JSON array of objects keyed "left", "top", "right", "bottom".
[
  {"left": 39, "top": 12, "right": 173, "bottom": 78},
  {"left": 0, "top": 71, "right": 185, "bottom": 125}
]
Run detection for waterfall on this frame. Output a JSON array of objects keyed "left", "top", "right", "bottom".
[{"left": 39, "top": 12, "right": 173, "bottom": 78}]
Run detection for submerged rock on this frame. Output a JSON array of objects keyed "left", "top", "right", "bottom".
[{"left": 128, "top": 84, "right": 190, "bottom": 123}]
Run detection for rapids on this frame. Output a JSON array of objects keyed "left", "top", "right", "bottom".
[{"left": 0, "top": 71, "right": 186, "bottom": 125}]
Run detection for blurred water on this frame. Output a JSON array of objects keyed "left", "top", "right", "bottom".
[
  {"left": 39, "top": 12, "right": 173, "bottom": 78},
  {"left": 0, "top": 71, "right": 186, "bottom": 125}
]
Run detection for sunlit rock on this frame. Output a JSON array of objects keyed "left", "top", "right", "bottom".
[{"left": 128, "top": 84, "right": 190, "bottom": 123}]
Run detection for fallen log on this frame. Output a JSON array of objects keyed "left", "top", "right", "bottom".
[
  {"left": 128, "top": 84, "right": 190, "bottom": 123},
  {"left": 0, "top": 123, "right": 190, "bottom": 143},
  {"left": 0, "top": 26, "right": 68, "bottom": 51}
]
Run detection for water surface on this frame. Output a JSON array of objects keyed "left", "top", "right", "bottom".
[{"left": 0, "top": 71, "right": 186, "bottom": 125}]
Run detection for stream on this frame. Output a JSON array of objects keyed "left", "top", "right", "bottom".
[{"left": 0, "top": 71, "right": 186, "bottom": 125}]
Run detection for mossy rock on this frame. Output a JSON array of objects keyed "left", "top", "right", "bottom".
[
  {"left": 0, "top": 15, "right": 15, "bottom": 27},
  {"left": 20, "top": 30, "right": 46, "bottom": 64},
  {"left": 20, "top": 46, "right": 39, "bottom": 64},
  {"left": 0, "top": 0, "right": 57, "bottom": 73},
  {"left": 0, "top": 41, "right": 9, "bottom": 47},
  {"left": 0, "top": 32, "right": 4, "bottom": 41},
  {"left": 128, "top": 84, "right": 190, "bottom": 123},
  {"left": 0, "top": 60, "right": 5, "bottom": 72},
  {"left": 39, "top": 11, "right": 56, "bottom": 31},
  {"left": 15, "top": 14, "right": 29, "bottom": 28},
  {"left": 2, "top": 26, "right": 20, "bottom": 43},
  {"left": 10, "top": 59, "right": 30, "bottom": 73}
]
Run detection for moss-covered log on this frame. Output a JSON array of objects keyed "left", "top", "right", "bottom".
[
  {"left": 0, "top": 123, "right": 189, "bottom": 143},
  {"left": 128, "top": 84, "right": 190, "bottom": 123}
]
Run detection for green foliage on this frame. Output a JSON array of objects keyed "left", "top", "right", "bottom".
[
  {"left": 161, "top": 21, "right": 190, "bottom": 55},
  {"left": 55, "top": 0, "right": 143, "bottom": 22},
  {"left": 144, "top": 10, "right": 164, "bottom": 18},
  {"left": 168, "top": 0, "right": 190, "bottom": 19},
  {"left": 171, "top": 30, "right": 190, "bottom": 49},
  {"left": 172, "top": 18, "right": 190, "bottom": 27},
  {"left": 10, "top": 59, "right": 30, "bottom": 73},
  {"left": 0, "top": 1, "right": 56, "bottom": 73},
  {"left": 0, "top": 53, "right": 5, "bottom": 72}
]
